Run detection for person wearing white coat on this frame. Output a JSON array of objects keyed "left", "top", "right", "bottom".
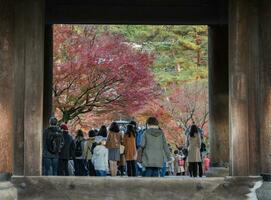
[
  {"left": 186, "top": 125, "right": 202, "bottom": 177},
  {"left": 92, "top": 136, "right": 109, "bottom": 176}
]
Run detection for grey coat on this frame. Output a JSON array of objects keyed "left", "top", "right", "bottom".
[{"left": 141, "top": 128, "right": 171, "bottom": 168}]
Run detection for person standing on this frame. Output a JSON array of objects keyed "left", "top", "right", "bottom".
[
  {"left": 124, "top": 124, "right": 137, "bottom": 177},
  {"left": 119, "top": 133, "right": 126, "bottom": 176},
  {"left": 173, "top": 150, "right": 182, "bottom": 176},
  {"left": 186, "top": 124, "right": 202, "bottom": 177},
  {"left": 203, "top": 153, "right": 210, "bottom": 175},
  {"left": 73, "top": 129, "right": 86, "bottom": 176},
  {"left": 106, "top": 122, "right": 121, "bottom": 176},
  {"left": 83, "top": 130, "right": 96, "bottom": 176},
  {"left": 58, "top": 124, "right": 73, "bottom": 176},
  {"left": 92, "top": 136, "right": 109, "bottom": 176},
  {"left": 42, "top": 117, "right": 64, "bottom": 176},
  {"left": 141, "top": 117, "right": 171, "bottom": 177},
  {"left": 97, "top": 125, "right": 108, "bottom": 138}
]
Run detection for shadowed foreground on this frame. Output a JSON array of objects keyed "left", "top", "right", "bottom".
[{"left": 0, "top": 176, "right": 267, "bottom": 200}]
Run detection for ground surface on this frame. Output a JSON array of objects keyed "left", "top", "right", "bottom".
[
  {"left": 256, "top": 182, "right": 271, "bottom": 200},
  {"left": 0, "top": 176, "right": 265, "bottom": 200}
]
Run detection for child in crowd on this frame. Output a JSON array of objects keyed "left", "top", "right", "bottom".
[
  {"left": 179, "top": 156, "right": 186, "bottom": 176},
  {"left": 203, "top": 153, "right": 210, "bottom": 174},
  {"left": 167, "top": 155, "right": 175, "bottom": 176},
  {"left": 173, "top": 150, "right": 181, "bottom": 176},
  {"left": 92, "top": 136, "right": 109, "bottom": 176}
]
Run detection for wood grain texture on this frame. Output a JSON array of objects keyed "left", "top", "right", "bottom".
[
  {"left": 208, "top": 25, "right": 229, "bottom": 168},
  {"left": 0, "top": 0, "right": 14, "bottom": 174},
  {"left": 13, "top": 0, "right": 26, "bottom": 176},
  {"left": 259, "top": 0, "right": 271, "bottom": 175},
  {"left": 229, "top": 0, "right": 261, "bottom": 176},
  {"left": 23, "top": 0, "right": 44, "bottom": 176}
]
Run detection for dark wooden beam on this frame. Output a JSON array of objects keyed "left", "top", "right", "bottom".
[
  {"left": 46, "top": 0, "right": 228, "bottom": 25},
  {"left": 43, "top": 24, "right": 53, "bottom": 130}
]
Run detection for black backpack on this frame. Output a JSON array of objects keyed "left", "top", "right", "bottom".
[
  {"left": 75, "top": 140, "right": 83, "bottom": 157},
  {"left": 46, "top": 128, "right": 64, "bottom": 154},
  {"left": 200, "top": 142, "right": 206, "bottom": 152}
]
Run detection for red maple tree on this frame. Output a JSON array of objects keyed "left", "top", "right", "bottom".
[
  {"left": 164, "top": 81, "right": 209, "bottom": 136},
  {"left": 53, "top": 25, "right": 156, "bottom": 124},
  {"left": 135, "top": 99, "right": 184, "bottom": 146}
]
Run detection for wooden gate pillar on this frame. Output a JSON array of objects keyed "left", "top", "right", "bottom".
[
  {"left": 208, "top": 25, "right": 229, "bottom": 168},
  {"left": 13, "top": 0, "right": 45, "bottom": 176},
  {"left": 0, "top": 0, "right": 15, "bottom": 178},
  {"left": 259, "top": 0, "right": 271, "bottom": 180},
  {"left": 229, "top": 0, "right": 260, "bottom": 176}
]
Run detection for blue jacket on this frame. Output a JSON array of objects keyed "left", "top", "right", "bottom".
[{"left": 136, "top": 129, "right": 145, "bottom": 149}]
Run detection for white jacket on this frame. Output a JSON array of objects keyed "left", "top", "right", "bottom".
[{"left": 92, "top": 145, "right": 109, "bottom": 171}]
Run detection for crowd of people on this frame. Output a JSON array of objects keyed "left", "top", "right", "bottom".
[{"left": 42, "top": 117, "right": 210, "bottom": 177}]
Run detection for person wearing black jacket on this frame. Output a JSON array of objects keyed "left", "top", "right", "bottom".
[
  {"left": 58, "top": 124, "right": 74, "bottom": 176},
  {"left": 42, "top": 117, "right": 63, "bottom": 176}
]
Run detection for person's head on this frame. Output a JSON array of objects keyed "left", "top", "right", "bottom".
[
  {"left": 189, "top": 124, "right": 198, "bottom": 137},
  {"left": 49, "top": 117, "right": 58, "bottom": 126},
  {"left": 88, "top": 130, "right": 96, "bottom": 138},
  {"left": 146, "top": 117, "right": 159, "bottom": 126},
  {"left": 95, "top": 136, "right": 106, "bottom": 145},
  {"left": 125, "top": 124, "right": 135, "bottom": 137},
  {"left": 129, "top": 120, "right": 137, "bottom": 129},
  {"left": 174, "top": 150, "right": 179, "bottom": 155},
  {"left": 76, "top": 129, "right": 84, "bottom": 138},
  {"left": 191, "top": 120, "right": 195, "bottom": 126},
  {"left": 109, "top": 122, "right": 120, "bottom": 133},
  {"left": 60, "top": 124, "right": 68, "bottom": 133},
  {"left": 101, "top": 139, "right": 106, "bottom": 146},
  {"left": 98, "top": 125, "right": 108, "bottom": 137}
]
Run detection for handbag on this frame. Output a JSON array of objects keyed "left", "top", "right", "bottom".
[{"left": 120, "top": 144, "right": 125, "bottom": 154}]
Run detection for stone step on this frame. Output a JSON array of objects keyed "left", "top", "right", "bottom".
[
  {"left": 9, "top": 176, "right": 264, "bottom": 200},
  {"left": 0, "top": 182, "right": 17, "bottom": 200}
]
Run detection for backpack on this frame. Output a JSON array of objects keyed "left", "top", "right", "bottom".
[
  {"left": 182, "top": 148, "right": 188, "bottom": 158},
  {"left": 200, "top": 142, "right": 206, "bottom": 153},
  {"left": 46, "top": 128, "right": 64, "bottom": 154},
  {"left": 75, "top": 140, "right": 83, "bottom": 157}
]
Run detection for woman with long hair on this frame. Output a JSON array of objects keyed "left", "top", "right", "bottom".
[
  {"left": 124, "top": 124, "right": 137, "bottom": 176},
  {"left": 98, "top": 125, "right": 108, "bottom": 138},
  {"left": 186, "top": 124, "right": 202, "bottom": 177},
  {"left": 106, "top": 122, "right": 121, "bottom": 176},
  {"left": 74, "top": 129, "right": 86, "bottom": 176}
]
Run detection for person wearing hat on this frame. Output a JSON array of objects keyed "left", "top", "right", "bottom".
[
  {"left": 92, "top": 136, "right": 109, "bottom": 176},
  {"left": 83, "top": 129, "right": 96, "bottom": 176},
  {"left": 57, "top": 124, "right": 73, "bottom": 176}
]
